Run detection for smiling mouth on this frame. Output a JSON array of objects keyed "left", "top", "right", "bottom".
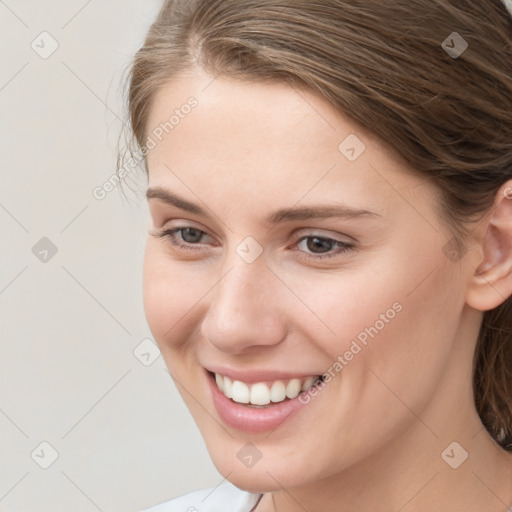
[{"left": 210, "top": 372, "right": 324, "bottom": 407}]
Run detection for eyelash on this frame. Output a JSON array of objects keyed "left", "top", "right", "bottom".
[{"left": 155, "top": 227, "right": 354, "bottom": 261}]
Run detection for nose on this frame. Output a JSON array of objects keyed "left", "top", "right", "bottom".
[{"left": 199, "top": 259, "right": 287, "bottom": 354}]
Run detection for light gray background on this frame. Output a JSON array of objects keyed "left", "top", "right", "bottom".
[{"left": 0, "top": 1, "right": 220, "bottom": 510}]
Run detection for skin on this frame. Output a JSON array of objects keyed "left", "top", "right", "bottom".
[{"left": 143, "top": 66, "right": 512, "bottom": 512}]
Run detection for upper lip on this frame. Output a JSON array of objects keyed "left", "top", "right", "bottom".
[{"left": 204, "top": 366, "right": 321, "bottom": 384}]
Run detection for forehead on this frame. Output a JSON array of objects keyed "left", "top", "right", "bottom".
[{"left": 145, "top": 70, "right": 432, "bottom": 218}]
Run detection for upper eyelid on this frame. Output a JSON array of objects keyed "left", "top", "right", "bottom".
[
  {"left": 294, "top": 228, "right": 354, "bottom": 242},
  {"left": 156, "top": 220, "right": 215, "bottom": 237},
  {"left": 165, "top": 225, "right": 349, "bottom": 242}
]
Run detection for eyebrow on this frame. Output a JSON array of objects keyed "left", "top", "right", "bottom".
[{"left": 146, "top": 187, "right": 382, "bottom": 225}]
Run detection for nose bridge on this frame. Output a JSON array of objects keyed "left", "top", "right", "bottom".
[
  {"left": 219, "top": 263, "right": 262, "bottom": 314},
  {"left": 200, "top": 254, "right": 286, "bottom": 352}
]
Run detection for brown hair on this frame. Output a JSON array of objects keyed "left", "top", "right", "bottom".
[{"left": 125, "top": 0, "right": 512, "bottom": 449}]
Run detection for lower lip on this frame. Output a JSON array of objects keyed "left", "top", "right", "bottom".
[{"left": 207, "top": 372, "right": 307, "bottom": 433}]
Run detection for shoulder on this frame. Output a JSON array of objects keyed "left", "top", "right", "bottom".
[{"left": 141, "top": 482, "right": 263, "bottom": 512}]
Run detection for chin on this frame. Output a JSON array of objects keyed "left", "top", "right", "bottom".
[
  {"left": 205, "top": 443, "right": 317, "bottom": 494},
  {"left": 222, "top": 469, "right": 289, "bottom": 494}
]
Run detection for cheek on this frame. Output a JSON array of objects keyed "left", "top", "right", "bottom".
[
  {"left": 142, "top": 241, "right": 207, "bottom": 348},
  {"left": 277, "top": 257, "right": 462, "bottom": 474},
  {"left": 370, "top": 259, "right": 461, "bottom": 374},
  {"left": 310, "top": 245, "right": 461, "bottom": 365},
  {"left": 318, "top": 254, "right": 461, "bottom": 433},
  {"left": 286, "top": 243, "right": 460, "bottom": 393}
]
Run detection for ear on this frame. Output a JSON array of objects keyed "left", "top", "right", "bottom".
[{"left": 466, "top": 181, "right": 512, "bottom": 312}]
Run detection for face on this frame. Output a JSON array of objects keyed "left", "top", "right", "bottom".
[{"left": 143, "top": 67, "right": 475, "bottom": 492}]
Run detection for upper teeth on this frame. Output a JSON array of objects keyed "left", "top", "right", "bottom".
[{"left": 214, "top": 373, "right": 318, "bottom": 405}]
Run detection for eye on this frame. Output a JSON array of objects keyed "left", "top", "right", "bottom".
[
  {"left": 295, "top": 235, "right": 354, "bottom": 260},
  {"left": 154, "top": 226, "right": 213, "bottom": 252},
  {"left": 152, "top": 226, "right": 355, "bottom": 261},
  {"left": 177, "top": 227, "right": 206, "bottom": 244}
]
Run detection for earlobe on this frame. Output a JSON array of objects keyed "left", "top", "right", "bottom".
[{"left": 466, "top": 181, "right": 512, "bottom": 312}]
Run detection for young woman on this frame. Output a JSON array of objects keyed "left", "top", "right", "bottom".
[{"left": 124, "top": 0, "right": 512, "bottom": 510}]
